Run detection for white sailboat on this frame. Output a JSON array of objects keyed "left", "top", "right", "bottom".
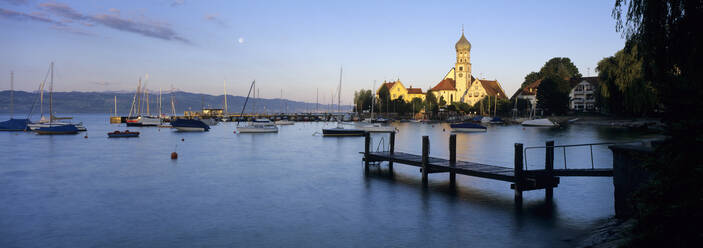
[
  {"left": 236, "top": 80, "right": 279, "bottom": 133},
  {"left": 27, "top": 63, "right": 86, "bottom": 131}
]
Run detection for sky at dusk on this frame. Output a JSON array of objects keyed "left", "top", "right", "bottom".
[{"left": 1, "top": 0, "right": 626, "bottom": 105}]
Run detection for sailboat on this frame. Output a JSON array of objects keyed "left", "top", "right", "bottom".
[
  {"left": 235, "top": 80, "right": 278, "bottom": 133},
  {"left": 275, "top": 89, "right": 294, "bottom": 125},
  {"left": 35, "top": 62, "right": 79, "bottom": 135},
  {"left": 0, "top": 71, "right": 30, "bottom": 131},
  {"left": 323, "top": 67, "right": 367, "bottom": 136},
  {"left": 126, "top": 77, "right": 160, "bottom": 126}
]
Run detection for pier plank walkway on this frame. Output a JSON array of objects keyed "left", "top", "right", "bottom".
[
  {"left": 362, "top": 133, "right": 614, "bottom": 203},
  {"left": 367, "top": 151, "right": 516, "bottom": 182}
]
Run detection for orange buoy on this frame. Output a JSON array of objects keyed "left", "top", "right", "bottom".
[
  {"left": 84, "top": 135, "right": 88, "bottom": 138},
  {"left": 171, "top": 152, "right": 178, "bottom": 159}
]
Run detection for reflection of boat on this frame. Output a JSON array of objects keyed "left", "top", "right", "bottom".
[
  {"left": 238, "top": 119, "right": 278, "bottom": 133},
  {"left": 521, "top": 118, "right": 558, "bottom": 127},
  {"left": 450, "top": 122, "right": 487, "bottom": 132},
  {"left": 171, "top": 119, "right": 210, "bottom": 132},
  {"left": 108, "top": 130, "right": 140, "bottom": 138},
  {"left": 322, "top": 126, "right": 365, "bottom": 136}
]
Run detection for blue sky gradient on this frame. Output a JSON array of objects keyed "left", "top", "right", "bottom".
[{"left": 1, "top": 0, "right": 625, "bottom": 104}]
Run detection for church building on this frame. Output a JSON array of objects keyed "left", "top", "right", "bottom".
[{"left": 429, "top": 30, "right": 507, "bottom": 105}]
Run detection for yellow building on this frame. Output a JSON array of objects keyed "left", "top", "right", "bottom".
[
  {"left": 377, "top": 80, "right": 425, "bottom": 102},
  {"left": 429, "top": 30, "right": 507, "bottom": 105}
]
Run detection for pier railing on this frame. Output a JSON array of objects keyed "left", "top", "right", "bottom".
[{"left": 523, "top": 141, "right": 646, "bottom": 171}]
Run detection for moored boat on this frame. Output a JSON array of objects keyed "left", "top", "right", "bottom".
[
  {"left": 237, "top": 119, "right": 278, "bottom": 133},
  {"left": 450, "top": 122, "right": 487, "bottom": 132},
  {"left": 358, "top": 123, "right": 396, "bottom": 132},
  {"left": 0, "top": 118, "right": 30, "bottom": 131},
  {"left": 521, "top": 118, "right": 558, "bottom": 127},
  {"left": 322, "top": 126, "right": 365, "bottom": 136},
  {"left": 171, "top": 119, "right": 210, "bottom": 132},
  {"left": 275, "top": 119, "right": 294, "bottom": 125},
  {"left": 107, "top": 130, "right": 140, "bottom": 138},
  {"left": 35, "top": 124, "right": 79, "bottom": 135}
]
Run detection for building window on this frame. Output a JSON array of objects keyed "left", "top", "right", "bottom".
[{"left": 459, "top": 66, "right": 463, "bottom": 71}]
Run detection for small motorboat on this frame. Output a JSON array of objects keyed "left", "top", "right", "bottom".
[
  {"left": 126, "top": 116, "right": 160, "bottom": 126},
  {"left": 171, "top": 119, "right": 210, "bottom": 132},
  {"left": 450, "top": 122, "right": 487, "bottom": 132},
  {"left": 237, "top": 119, "right": 278, "bottom": 133},
  {"left": 521, "top": 118, "right": 558, "bottom": 127},
  {"left": 274, "top": 119, "right": 295, "bottom": 125},
  {"left": 35, "top": 124, "right": 79, "bottom": 135},
  {"left": 107, "top": 130, "right": 140, "bottom": 138}
]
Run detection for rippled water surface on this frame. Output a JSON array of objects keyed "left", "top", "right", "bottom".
[{"left": 0, "top": 114, "right": 659, "bottom": 247}]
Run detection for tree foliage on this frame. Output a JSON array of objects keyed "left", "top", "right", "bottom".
[
  {"left": 613, "top": 0, "right": 703, "bottom": 246},
  {"left": 536, "top": 77, "right": 570, "bottom": 115},
  {"left": 596, "top": 44, "right": 657, "bottom": 116},
  {"left": 353, "top": 89, "right": 373, "bottom": 114},
  {"left": 424, "top": 92, "right": 439, "bottom": 117},
  {"left": 520, "top": 57, "right": 582, "bottom": 87}
]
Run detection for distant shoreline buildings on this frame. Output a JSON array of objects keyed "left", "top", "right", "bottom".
[{"left": 378, "top": 30, "right": 507, "bottom": 105}]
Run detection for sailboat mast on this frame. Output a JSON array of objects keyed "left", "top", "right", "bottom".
[
  {"left": 223, "top": 80, "right": 228, "bottom": 115},
  {"left": 338, "top": 67, "right": 342, "bottom": 113},
  {"left": 316, "top": 88, "right": 318, "bottom": 113},
  {"left": 146, "top": 88, "right": 150, "bottom": 116},
  {"left": 49, "top": 62, "right": 53, "bottom": 124},
  {"left": 136, "top": 78, "right": 142, "bottom": 116},
  {"left": 280, "top": 89, "right": 283, "bottom": 114},
  {"left": 159, "top": 88, "right": 162, "bottom": 117},
  {"left": 114, "top": 96, "right": 117, "bottom": 116},
  {"left": 170, "top": 86, "right": 176, "bottom": 116},
  {"left": 10, "top": 71, "right": 13, "bottom": 118}
]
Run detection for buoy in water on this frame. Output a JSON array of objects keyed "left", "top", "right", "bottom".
[
  {"left": 84, "top": 135, "right": 88, "bottom": 138},
  {"left": 181, "top": 138, "right": 184, "bottom": 141},
  {"left": 171, "top": 152, "right": 178, "bottom": 159}
]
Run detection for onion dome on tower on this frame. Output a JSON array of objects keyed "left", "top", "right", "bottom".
[{"left": 455, "top": 31, "right": 471, "bottom": 51}]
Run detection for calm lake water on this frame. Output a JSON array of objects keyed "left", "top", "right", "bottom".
[{"left": 0, "top": 114, "right": 659, "bottom": 247}]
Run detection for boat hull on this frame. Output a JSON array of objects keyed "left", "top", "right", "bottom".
[
  {"left": 28, "top": 122, "right": 86, "bottom": 131},
  {"left": 0, "top": 118, "right": 30, "bottom": 131},
  {"left": 237, "top": 127, "right": 279, "bottom": 133},
  {"left": 35, "top": 124, "right": 79, "bottom": 135},
  {"left": 322, "top": 128, "right": 365, "bottom": 136},
  {"left": 521, "top": 118, "right": 558, "bottom": 127},
  {"left": 107, "top": 132, "right": 139, "bottom": 138},
  {"left": 171, "top": 119, "right": 210, "bottom": 132},
  {"left": 450, "top": 123, "right": 487, "bottom": 132}
]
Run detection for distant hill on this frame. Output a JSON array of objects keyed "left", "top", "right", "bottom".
[{"left": 0, "top": 90, "right": 351, "bottom": 115}]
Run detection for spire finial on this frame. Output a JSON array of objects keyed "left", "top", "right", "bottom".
[{"left": 461, "top": 24, "right": 464, "bottom": 34}]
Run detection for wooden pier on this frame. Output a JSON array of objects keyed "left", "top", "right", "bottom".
[{"left": 363, "top": 133, "right": 613, "bottom": 202}]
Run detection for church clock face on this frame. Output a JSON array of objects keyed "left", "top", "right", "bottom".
[{"left": 458, "top": 73, "right": 463, "bottom": 77}]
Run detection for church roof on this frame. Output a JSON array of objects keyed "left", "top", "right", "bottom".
[
  {"left": 431, "top": 78, "right": 456, "bottom": 91},
  {"left": 455, "top": 32, "right": 471, "bottom": 51},
  {"left": 479, "top": 80, "right": 508, "bottom": 99},
  {"left": 569, "top": 76, "right": 600, "bottom": 88},
  {"left": 407, "top": 87, "right": 424, "bottom": 94}
]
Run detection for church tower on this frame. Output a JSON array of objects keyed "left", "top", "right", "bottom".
[{"left": 454, "top": 27, "right": 472, "bottom": 95}]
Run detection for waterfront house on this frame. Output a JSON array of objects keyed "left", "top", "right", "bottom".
[{"left": 568, "top": 77, "right": 599, "bottom": 112}]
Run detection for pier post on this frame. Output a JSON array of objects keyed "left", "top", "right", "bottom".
[
  {"left": 364, "top": 132, "right": 371, "bottom": 170},
  {"left": 422, "top": 136, "right": 429, "bottom": 186},
  {"left": 545, "top": 141, "right": 555, "bottom": 201},
  {"left": 389, "top": 131, "right": 395, "bottom": 170},
  {"left": 514, "top": 143, "right": 524, "bottom": 203},
  {"left": 449, "top": 134, "right": 456, "bottom": 186}
]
